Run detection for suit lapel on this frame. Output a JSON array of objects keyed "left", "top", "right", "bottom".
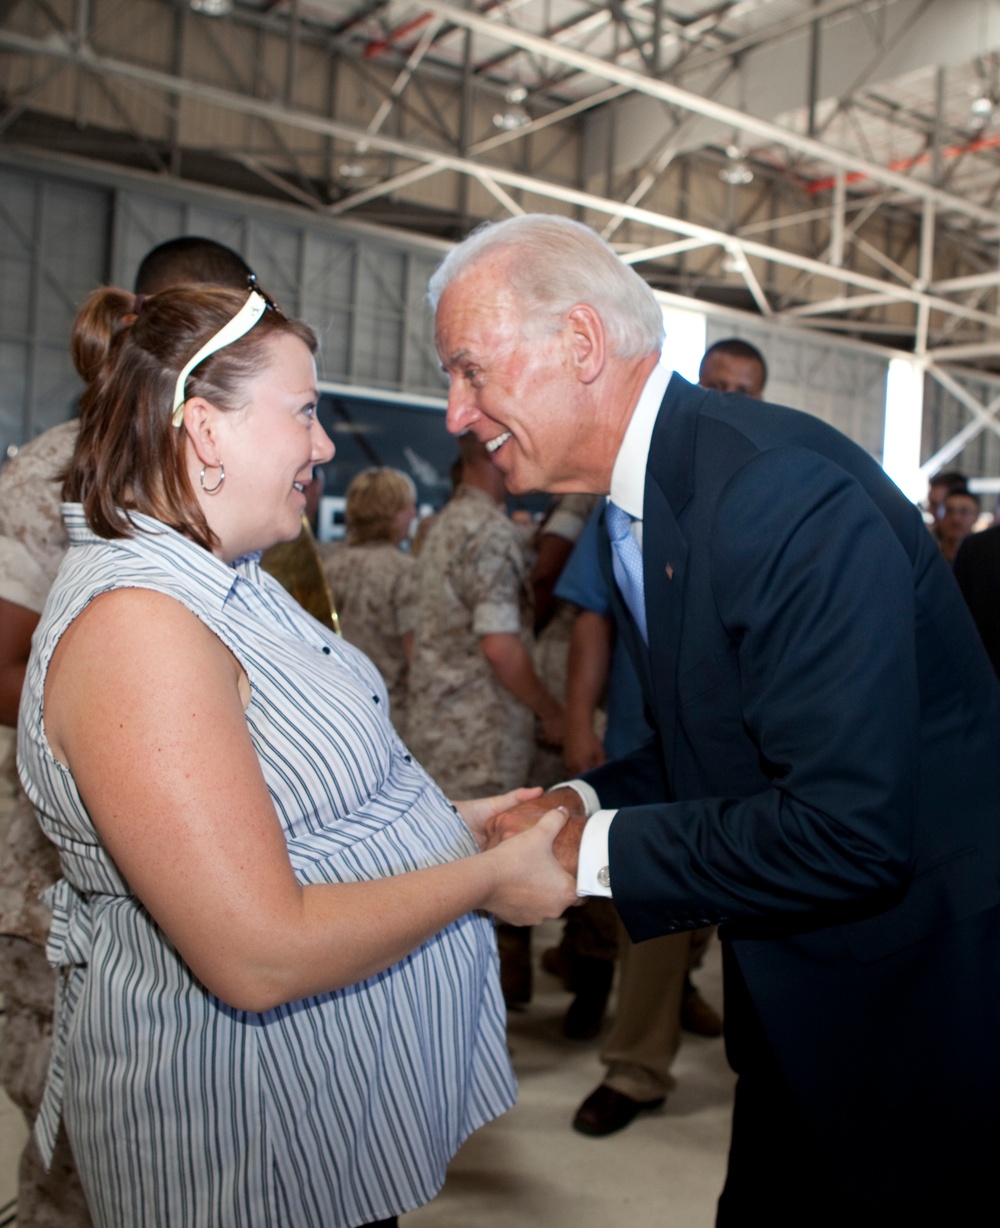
[
  {"left": 599, "top": 373, "right": 704, "bottom": 759},
  {"left": 641, "top": 375, "right": 701, "bottom": 753},
  {"left": 643, "top": 476, "right": 686, "bottom": 753}
]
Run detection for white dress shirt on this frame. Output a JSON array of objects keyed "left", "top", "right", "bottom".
[{"left": 570, "top": 356, "right": 673, "bottom": 896}]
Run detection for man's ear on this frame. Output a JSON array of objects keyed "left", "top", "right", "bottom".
[
  {"left": 565, "top": 304, "right": 606, "bottom": 385},
  {"left": 181, "top": 396, "right": 225, "bottom": 469}
]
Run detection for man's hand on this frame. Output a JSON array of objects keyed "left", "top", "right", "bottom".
[
  {"left": 485, "top": 784, "right": 587, "bottom": 879},
  {"left": 482, "top": 808, "right": 579, "bottom": 925},
  {"left": 485, "top": 784, "right": 583, "bottom": 842},
  {"left": 551, "top": 811, "right": 585, "bottom": 880}
]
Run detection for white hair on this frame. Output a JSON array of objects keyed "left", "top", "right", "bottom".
[{"left": 428, "top": 214, "right": 665, "bottom": 360}]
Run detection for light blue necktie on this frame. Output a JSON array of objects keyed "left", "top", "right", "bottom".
[{"left": 605, "top": 501, "right": 648, "bottom": 644}]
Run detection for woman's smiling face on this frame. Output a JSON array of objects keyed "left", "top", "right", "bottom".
[{"left": 206, "top": 332, "right": 334, "bottom": 561}]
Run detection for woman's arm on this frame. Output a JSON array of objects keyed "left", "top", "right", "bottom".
[{"left": 44, "top": 589, "right": 576, "bottom": 1012}]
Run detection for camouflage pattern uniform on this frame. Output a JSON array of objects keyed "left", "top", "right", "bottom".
[
  {"left": 318, "top": 540, "right": 417, "bottom": 735},
  {"left": 406, "top": 485, "right": 534, "bottom": 798},
  {"left": 260, "top": 518, "right": 337, "bottom": 631},
  {"left": 0, "top": 420, "right": 75, "bottom": 609},
  {"left": 0, "top": 419, "right": 92, "bottom": 1226}
]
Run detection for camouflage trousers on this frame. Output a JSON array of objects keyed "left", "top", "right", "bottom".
[{"left": 0, "top": 936, "right": 91, "bottom": 1228}]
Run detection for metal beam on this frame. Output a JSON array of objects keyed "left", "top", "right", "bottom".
[
  {"left": 329, "top": 162, "right": 441, "bottom": 215},
  {"left": 622, "top": 236, "right": 717, "bottom": 264},
  {"left": 601, "top": 60, "right": 737, "bottom": 242},
  {"left": 666, "top": 0, "right": 869, "bottom": 79},
  {"left": 853, "top": 235, "right": 918, "bottom": 287},
  {"left": 781, "top": 291, "right": 904, "bottom": 317},
  {"left": 830, "top": 169, "right": 846, "bottom": 266},
  {"left": 355, "top": 16, "right": 444, "bottom": 155},
  {"left": 928, "top": 342, "right": 1000, "bottom": 363},
  {"left": 932, "top": 270, "right": 1000, "bottom": 294},
  {"left": 5, "top": 23, "right": 1000, "bottom": 343},
  {"left": 920, "top": 365, "right": 1000, "bottom": 475},
  {"left": 424, "top": 1, "right": 1000, "bottom": 227}
]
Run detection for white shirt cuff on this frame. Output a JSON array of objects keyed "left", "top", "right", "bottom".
[
  {"left": 577, "top": 809, "right": 617, "bottom": 897},
  {"left": 554, "top": 778, "right": 601, "bottom": 817}
]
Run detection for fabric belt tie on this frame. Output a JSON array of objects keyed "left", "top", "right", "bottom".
[
  {"left": 606, "top": 501, "right": 648, "bottom": 644},
  {"left": 34, "top": 878, "right": 94, "bottom": 1168}
]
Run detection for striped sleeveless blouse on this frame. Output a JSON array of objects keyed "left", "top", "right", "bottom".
[{"left": 18, "top": 506, "right": 515, "bottom": 1228}]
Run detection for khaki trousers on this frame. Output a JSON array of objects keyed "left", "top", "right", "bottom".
[{"left": 601, "top": 924, "right": 713, "bottom": 1101}]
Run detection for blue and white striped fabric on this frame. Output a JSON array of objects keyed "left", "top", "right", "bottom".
[{"left": 18, "top": 506, "right": 515, "bottom": 1228}]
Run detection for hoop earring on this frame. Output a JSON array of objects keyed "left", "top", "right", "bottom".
[{"left": 200, "top": 463, "right": 225, "bottom": 494}]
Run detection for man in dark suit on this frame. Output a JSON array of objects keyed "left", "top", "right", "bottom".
[
  {"left": 430, "top": 214, "right": 1000, "bottom": 1223},
  {"left": 953, "top": 519, "right": 1000, "bottom": 676}
]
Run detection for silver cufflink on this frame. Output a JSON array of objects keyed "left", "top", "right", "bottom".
[{"left": 597, "top": 866, "right": 611, "bottom": 888}]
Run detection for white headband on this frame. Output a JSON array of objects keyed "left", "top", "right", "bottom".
[{"left": 170, "top": 289, "right": 268, "bottom": 428}]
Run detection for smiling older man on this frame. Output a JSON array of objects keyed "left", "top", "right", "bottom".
[{"left": 430, "top": 213, "right": 1000, "bottom": 1225}]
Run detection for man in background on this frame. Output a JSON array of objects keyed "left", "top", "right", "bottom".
[
  {"left": 697, "top": 339, "right": 766, "bottom": 398},
  {"left": 925, "top": 468, "right": 967, "bottom": 529},
  {"left": 954, "top": 516, "right": 1000, "bottom": 677},
  {"left": 937, "top": 486, "right": 980, "bottom": 565}
]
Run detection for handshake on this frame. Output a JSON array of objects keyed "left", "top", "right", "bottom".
[
  {"left": 481, "top": 785, "right": 588, "bottom": 877},
  {"left": 453, "top": 785, "right": 589, "bottom": 926},
  {"left": 453, "top": 785, "right": 592, "bottom": 926}
]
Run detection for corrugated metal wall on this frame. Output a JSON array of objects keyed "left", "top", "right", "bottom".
[
  {"left": 2, "top": 154, "right": 914, "bottom": 476},
  {"left": 1, "top": 157, "right": 448, "bottom": 459},
  {"left": 922, "top": 368, "right": 1000, "bottom": 480},
  {"left": 705, "top": 319, "right": 890, "bottom": 460}
]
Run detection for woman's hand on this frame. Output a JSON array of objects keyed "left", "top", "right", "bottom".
[
  {"left": 481, "top": 807, "right": 579, "bottom": 926},
  {"left": 453, "top": 786, "right": 544, "bottom": 850}
]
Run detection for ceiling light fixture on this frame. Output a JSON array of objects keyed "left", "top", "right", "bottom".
[
  {"left": 189, "top": 0, "right": 233, "bottom": 15},
  {"left": 719, "top": 143, "right": 754, "bottom": 186},
  {"left": 968, "top": 93, "right": 995, "bottom": 132},
  {"left": 721, "top": 247, "right": 748, "bottom": 275},
  {"left": 493, "top": 84, "right": 530, "bottom": 131}
]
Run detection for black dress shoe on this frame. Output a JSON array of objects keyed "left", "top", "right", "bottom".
[{"left": 572, "top": 1084, "right": 665, "bottom": 1137}]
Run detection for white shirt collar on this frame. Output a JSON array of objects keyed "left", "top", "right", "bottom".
[{"left": 609, "top": 356, "right": 672, "bottom": 521}]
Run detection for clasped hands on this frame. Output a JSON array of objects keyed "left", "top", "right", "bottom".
[
  {"left": 453, "top": 786, "right": 586, "bottom": 927},
  {"left": 488, "top": 786, "right": 587, "bottom": 872}
]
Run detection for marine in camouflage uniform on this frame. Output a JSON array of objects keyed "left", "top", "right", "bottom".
[
  {"left": 406, "top": 483, "right": 541, "bottom": 798},
  {"left": 318, "top": 540, "right": 417, "bottom": 736},
  {"left": 0, "top": 419, "right": 93, "bottom": 1227}
]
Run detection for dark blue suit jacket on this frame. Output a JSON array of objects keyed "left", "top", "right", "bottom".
[{"left": 585, "top": 374, "right": 1000, "bottom": 1203}]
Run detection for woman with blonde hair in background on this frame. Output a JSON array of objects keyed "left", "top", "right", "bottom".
[{"left": 319, "top": 466, "right": 418, "bottom": 734}]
